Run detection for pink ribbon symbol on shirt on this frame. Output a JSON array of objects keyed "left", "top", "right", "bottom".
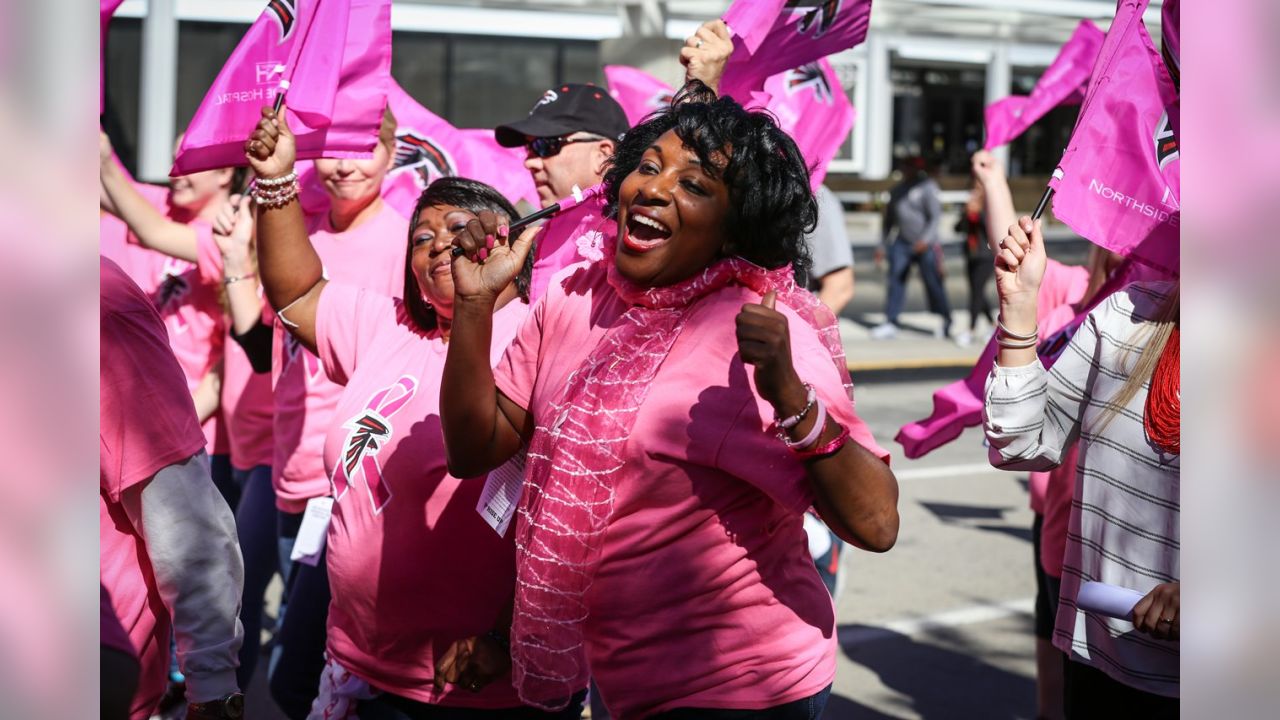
[{"left": 330, "top": 375, "right": 417, "bottom": 514}]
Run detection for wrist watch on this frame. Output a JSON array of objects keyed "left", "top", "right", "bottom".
[{"left": 187, "top": 692, "right": 245, "bottom": 719}]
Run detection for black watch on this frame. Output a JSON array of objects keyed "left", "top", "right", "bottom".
[{"left": 187, "top": 692, "right": 245, "bottom": 719}]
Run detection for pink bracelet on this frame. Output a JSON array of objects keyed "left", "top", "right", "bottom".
[
  {"left": 780, "top": 396, "right": 827, "bottom": 450},
  {"left": 793, "top": 425, "right": 851, "bottom": 460}
]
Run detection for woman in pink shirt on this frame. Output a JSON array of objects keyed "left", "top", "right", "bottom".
[
  {"left": 440, "top": 83, "right": 901, "bottom": 718},
  {"left": 247, "top": 109, "right": 580, "bottom": 718}
]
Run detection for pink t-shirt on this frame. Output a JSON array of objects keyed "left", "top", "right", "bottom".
[
  {"left": 493, "top": 262, "right": 890, "bottom": 717},
  {"left": 315, "top": 284, "right": 529, "bottom": 706},
  {"left": 100, "top": 185, "right": 228, "bottom": 453},
  {"left": 195, "top": 232, "right": 275, "bottom": 470},
  {"left": 100, "top": 257, "right": 207, "bottom": 720},
  {"left": 272, "top": 202, "right": 407, "bottom": 512}
]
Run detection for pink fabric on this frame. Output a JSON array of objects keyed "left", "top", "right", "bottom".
[
  {"left": 895, "top": 259, "right": 1089, "bottom": 460},
  {"left": 1048, "top": 0, "right": 1180, "bottom": 276},
  {"left": 606, "top": 60, "right": 854, "bottom": 189},
  {"left": 314, "top": 284, "right": 528, "bottom": 705},
  {"left": 719, "top": 0, "right": 872, "bottom": 98},
  {"left": 195, "top": 232, "right": 276, "bottom": 470},
  {"left": 173, "top": 0, "right": 391, "bottom": 176},
  {"left": 756, "top": 58, "right": 855, "bottom": 189},
  {"left": 1040, "top": 444, "right": 1080, "bottom": 578},
  {"left": 604, "top": 65, "right": 674, "bottom": 126},
  {"left": 100, "top": 257, "right": 207, "bottom": 720},
  {"left": 494, "top": 257, "right": 886, "bottom": 715},
  {"left": 100, "top": 185, "right": 228, "bottom": 453},
  {"left": 271, "top": 202, "right": 406, "bottom": 513},
  {"left": 524, "top": 187, "right": 610, "bottom": 305},
  {"left": 984, "top": 20, "right": 1103, "bottom": 149},
  {"left": 100, "top": 0, "right": 125, "bottom": 114}
]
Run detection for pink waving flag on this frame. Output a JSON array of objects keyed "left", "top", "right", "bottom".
[
  {"left": 527, "top": 186, "right": 611, "bottom": 304},
  {"left": 100, "top": 0, "right": 125, "bottom": 115},
  {"left": 604, "top": 65, "right": 675, "bottom": 127},
  {"left": 719, "top": 0, "right": 873, "bottom": 98},
  {"left": 606, "top": 60, "right": 853, "bottom": 190},
  {"left": 1048, "top": 0, "right": 1179, "bottom": 276},
  {"left": 756, "top": 58, "right": 855, "bottom": 188},
  {"left": 173, "top": 0, "right": 391, "bottom": 176},
  {"left": 301, "top": 80, "right": 538, "bottom": 221},
  {"left": 984, "top": 20, "right": 1104, "bottom": 149}
]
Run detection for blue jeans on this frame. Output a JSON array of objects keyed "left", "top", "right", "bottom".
[
  {"left": 209, "top": 452, "right": 238, "bottom": 510},
  {"left": 359, "top": 690, "right": 588, "bottom": 719},
  {"left": 651, "top": 685, "right": 832, "bottom": 719},
  {"left": 233, "top": 464, "right": 276, "bottom": 689},
  {"left": 885, "top": 239, "right": 952, "bottom": 332},
  {"left": 268, "top": 539, "right": 331, "bottom": 720}
]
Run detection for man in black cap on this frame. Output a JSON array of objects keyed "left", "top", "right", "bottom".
[
  {"left": 495, "top": 83, "right": 630, "bottom": 208},
  {"left": 495, "top": 19, "right": 733, "bottom": 208}
]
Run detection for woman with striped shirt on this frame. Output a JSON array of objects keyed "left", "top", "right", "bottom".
[{"left": 983, "top": 216, "right": 1179, "bottom": 718}]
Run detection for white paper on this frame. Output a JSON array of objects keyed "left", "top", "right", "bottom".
[
  {"left": 477, "top": 452, "right": 526, "bottom": 537},
  {"left": 1077, "top": 580, "right": 1146, "bottom": 620},
  {"left": 290, "top": 496, "right": 334, "bottom": 567}
]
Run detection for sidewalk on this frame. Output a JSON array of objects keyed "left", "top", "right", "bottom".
[{"left": 840, "top": 313, "right": 986, "bottom": 374}]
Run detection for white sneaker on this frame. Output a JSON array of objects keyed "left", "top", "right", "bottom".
[
  {"left": 955, "top": 330, "right": 974, "bottom": 347},
  {"left": 933, "top": 325, "right": 950, "bottom": 340},
  {"left": 869, "top": 322, "right": 898, "bottom": 340}
]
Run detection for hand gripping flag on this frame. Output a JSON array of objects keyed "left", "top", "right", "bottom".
[
  {"left": 719, "top": 0, "right": 873, "bottom": 99},
  {"left": 172, "top": 0, "right": 391, "bottom": 176},
  {"left": 984, "top": 20, "right": 1104, "bottom": 150},
  {"left": 1047, "top": 0, "right": 1180, "bottom": 276},
  {"left": 606, "top": 60, "right": 854, "bottom": 189}
]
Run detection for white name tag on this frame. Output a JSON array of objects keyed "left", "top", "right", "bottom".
[
  {"left": 476, "top": 452, "right": 526, "bottom": 537},
  {"left": 290, "top": 496, "right": 334, "bottom": 567}
]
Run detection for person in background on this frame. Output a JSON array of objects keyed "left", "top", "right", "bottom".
[
  {"left": 801, "top": 184, "right": 856, "bottom": 315},
  {"left": 954, "top": 174, "right": 994, "bottom": 347},
  {"left": 871, "top": 156, "right": 952, "bottom": 340},
  {"left": 101, "top": 256, "right": 245, "bottom": 720},
  {"left": 254, "top": 105, "right": 410, "bottom": 720},
  {"left": 984, "top": 216, "right": 1179, "bottom": 718}
]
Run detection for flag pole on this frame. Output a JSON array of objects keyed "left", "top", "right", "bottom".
[
  {"left": 273, "top": 79, "right": 290, "bottom": 115},
  {"left": 1031, "top": 185, "right": 1054, "bottom": 221}
]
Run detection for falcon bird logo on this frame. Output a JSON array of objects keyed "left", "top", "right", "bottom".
[
  {"left": 784, "top": 62, "right": 834, "bottom": 104},
  {"left": 787, "top": 0, "right": 841, "bottom": 39},
  {"left": 393, "top": 131, "right": 457, "bottom": 188},
  {"left": 265, "top": 0, "right": 298, "bottom": 44}
]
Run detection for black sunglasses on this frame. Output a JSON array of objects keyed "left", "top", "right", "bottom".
[{"left": 526, "top": 135, "right": 604, "bottom": 158}]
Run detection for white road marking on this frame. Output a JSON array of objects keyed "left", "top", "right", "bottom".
[
  {"left": 839, "top": 597, "right": 1035, "bottom": 647},
  {"left": 893, "top": 462, "right": 1006, "bottom": 481}
]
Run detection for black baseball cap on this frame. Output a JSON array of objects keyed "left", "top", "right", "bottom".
[{"left": 495, "top": 83, "right": 630, "bottom": 148}]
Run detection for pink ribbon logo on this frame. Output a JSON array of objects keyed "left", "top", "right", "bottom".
[{"left": 330, "top": 375, "right": 417, "bottom": 514}]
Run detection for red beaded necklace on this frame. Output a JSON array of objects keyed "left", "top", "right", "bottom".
[{"left": 1143, "top": 328, "right": 1180, "bottom": 455}]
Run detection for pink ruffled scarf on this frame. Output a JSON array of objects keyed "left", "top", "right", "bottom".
[{"left": 510, "top": 242, "right": 853, "bottom": 710}]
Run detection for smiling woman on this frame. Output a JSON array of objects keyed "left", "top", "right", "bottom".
[{"left": 441, "top": 82, "right": 901, "bottom": 719}]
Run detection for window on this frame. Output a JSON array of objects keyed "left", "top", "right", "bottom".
[
  {"left": 890, "top": 63, "right": 985, "bottom": 176},
  {"left": 1006, "top": 67, "right": 1080, "bottom": 177}
]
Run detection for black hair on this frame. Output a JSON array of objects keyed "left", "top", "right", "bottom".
[
  {"left": 402, "top": 176, "right": 534, "bottom": 333},
  {"left": 601, "top": 80, "right": 816, "bottom": 276}
]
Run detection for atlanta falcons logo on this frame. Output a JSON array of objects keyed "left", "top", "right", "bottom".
[
  {"left": 786, "top": 0, "right": 841, "bottom": 39},
  {"left": 265, "top": 0, "right": 298, "bottom": 44},
  {"left": 342, "top": 413, "right": 390, "bottom": 480},
  {"left": 784, "top": 63, "right": 834, "bottom": 104},
  {"left": 331, "top": 376, "right": 417, "bottom": 514},
  {"left": 1153, "top": 111, "right": 1178, "bottom": 171},
  {"left": 392, "top": 131, "right": 457, "bottom": 189},
  {"left": 152, "top": 271, "right": 190, "bottom": 314}
]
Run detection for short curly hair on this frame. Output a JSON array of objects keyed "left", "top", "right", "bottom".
[
  {"left": 402, "top": 177, "right": 533, "bottom": 333},
  {"left": 601, "top": 81, "right": 816, "bottom": 275}
]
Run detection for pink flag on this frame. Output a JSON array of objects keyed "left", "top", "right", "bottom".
[
  {"left": 100, "top": 0, "right": 125, "bottom": 115},
  {"left": 527, "top": 186, "right": 612, "bottom": 304},
  {"left": 756, "top": 58, "right": 855, "bottom": 188},
  {"left": 172, "top": 0, "right": 391, "bottom": 176},
  {"left": 458, "top": 129, "right": 539, "bottom": 208},
  {"left": 1048, "top": 0, "right": 1179, "bottom": 276},
  {"left": 719, "top": 0, "right": 873, "bottom": 98},
  {"left": 605, "top": 60, "right": 854, "bottom": 190},
  {"left": 604, "top": 65, "right": 675, "bottom": 127},
  {"left": 983, "top": 20, "right": 1104, "bottom": 149}
]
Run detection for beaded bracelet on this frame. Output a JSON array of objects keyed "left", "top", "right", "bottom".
[
  {"left": 251, "top": 179, "right": 299, "bottom": 208},
  {"left": 780, "top": 396, "right": 827, "bottom": 451},
  {"left": 775, "top": 383, "right": 816, "bottom": 430},
  {"left": 793, "top": 425, "right": 851, "bottom": 460},
  {"left": 255, "top": 170, "right": 297, "bottom": 188}
]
